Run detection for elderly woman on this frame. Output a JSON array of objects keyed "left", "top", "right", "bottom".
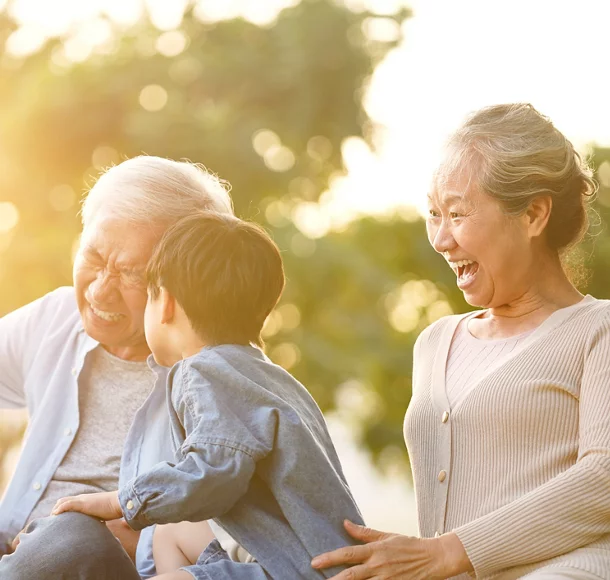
[
  {"left": 0, "top": 156, "right": 232, "bottom": 579},
  {"left": 312, "top": 104, "right": 610, "bottom": 579}
]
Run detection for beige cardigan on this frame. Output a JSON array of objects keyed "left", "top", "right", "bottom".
[{"left": 404, "top": 296, "right": 610, "bottom": 579}]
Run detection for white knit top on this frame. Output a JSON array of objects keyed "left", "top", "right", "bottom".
[
  {"left": 404, "top": 296, "right": 610, "bottom": 579},
  {"left": 445, "top": 321, "right": 533, "bottom": 409}
]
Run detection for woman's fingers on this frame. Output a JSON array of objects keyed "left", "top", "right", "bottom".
[
  {"left": 343, "top": 520, "right": 389, "bottom": 543},
  {"left": 326, "top": 564, "right": 372, "bottom": 580},
  {"left": 312, "top": 543, "right": 372, "bottom": 569}
]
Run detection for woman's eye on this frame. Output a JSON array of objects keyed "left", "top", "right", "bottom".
[
  {"left": 428, "top": 209, "right": 439, "bottom": 218},
  {"left": 449, "top": 212, "right": 462, "bottom": 219}
]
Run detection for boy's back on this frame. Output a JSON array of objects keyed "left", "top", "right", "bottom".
[{"left": 162, "top": 343, "right": 364, "bottom": 579}]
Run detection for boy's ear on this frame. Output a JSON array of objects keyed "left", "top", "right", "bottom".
[{"left": 159, "top": 287, "right": 176, "bottom": 325}]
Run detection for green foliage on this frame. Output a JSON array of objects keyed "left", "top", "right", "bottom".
[
  {"left": 0, "top": 0, "right": 406, "bottom": 311},
  {"left": 2, "top": 1, "right": 609, "bottom": 470}
]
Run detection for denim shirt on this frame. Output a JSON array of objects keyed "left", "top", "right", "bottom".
[
  {"left": 0, "top": 287, "right": 173, "bottom": 578},
  {"left": 118, "top": 345, "right": 365, "bottom": 579}
]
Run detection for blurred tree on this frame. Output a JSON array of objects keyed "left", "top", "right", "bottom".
[
  {"left": 583, "top": 146, "right": 610, "bottom": 296},
  {"left": 0, "top": 0, "right": 407, "bottom": 308},
  {"left": 0, "top": 0, "right": 429, "bottom": 469},
  {"left": 3, "top": 0, "right": 609, "bottom": 471}
]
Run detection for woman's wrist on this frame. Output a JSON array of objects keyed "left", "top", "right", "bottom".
[{"left": 436, "top": 532, "right": 473, "bottom": 577}]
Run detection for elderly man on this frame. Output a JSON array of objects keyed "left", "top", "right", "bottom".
[{"left": 0, "top": 156, "right": 233, "bottom": 579}]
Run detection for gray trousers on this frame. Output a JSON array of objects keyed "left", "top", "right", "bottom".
[{"left": 0, "top": 513, "right": 141, "bottom": 580}]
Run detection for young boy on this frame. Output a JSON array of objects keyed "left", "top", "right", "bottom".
[{"left": 53, "top": 212, "right": 364, "bottom": 579}]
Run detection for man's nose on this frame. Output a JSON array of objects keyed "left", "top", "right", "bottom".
[{"left": 88, "top": 271, "right": 120, "bottom": 305}]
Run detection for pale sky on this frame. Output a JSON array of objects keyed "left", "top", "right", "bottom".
[{"left": 316, "top": 0, "right": 610, "bottom": 232}]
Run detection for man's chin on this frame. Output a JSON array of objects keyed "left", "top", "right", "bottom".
[{"left": 82, "top": 318, "right": 128, "bottom": 346}]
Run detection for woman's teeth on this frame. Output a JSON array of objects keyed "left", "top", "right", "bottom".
[
  {"left": 90, "top": 305, "right": 123, "bottom": 322},
  {"left": 449, "top": 259, "right": 478, "bottom": 281}
]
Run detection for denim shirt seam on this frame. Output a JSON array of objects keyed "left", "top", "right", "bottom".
[
  {"left": 180, "top": 438, "right": 259, "bottom": 459},
  {"left": 181, "top": 363, "right": 199, "bottom": 428}
]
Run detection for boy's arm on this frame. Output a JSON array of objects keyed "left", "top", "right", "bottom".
[
  {"left": 117, "top": 361, "right": 276, "bottom": 531},
  {"left": 118, "top": 437, "right": 260, "bottom": 531}
]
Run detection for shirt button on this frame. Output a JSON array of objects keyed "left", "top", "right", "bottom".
[
  {"left": 71, "top": 367, "right": 78, "bottom": 376},
  {"left": 32, "top": 482, "right": 41, "bottom": 491},
  {"left": 438, "top": 470, "right": 447, "bottom": 483},
  {"left": 441, "top": 411, "right": 449, "bottom": 423},
  {"left": 64, "top": 427, "right": 72, "bottom": 436},
  {"left": 126, "top": 500, "right": 134, "bottom": 510}
]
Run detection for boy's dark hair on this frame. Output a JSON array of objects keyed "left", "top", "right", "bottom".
[{"left": 147, "top": 212, "right": 285, "bottom": 347}]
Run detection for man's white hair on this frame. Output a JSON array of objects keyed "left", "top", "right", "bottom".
[{"left": 81, "top": 156, "right": 233, "bottom": 230}]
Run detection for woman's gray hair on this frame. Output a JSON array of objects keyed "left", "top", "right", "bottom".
[
  {"left": 434, "top": 103, "right": 596, "bottom": 251},
  {"left": 81, "top": 156, "right": 233, "bottom": 230}
]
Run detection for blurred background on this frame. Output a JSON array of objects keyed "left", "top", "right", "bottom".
[{"left": 2, "top": 0, "right": 610, "bottom": 535}]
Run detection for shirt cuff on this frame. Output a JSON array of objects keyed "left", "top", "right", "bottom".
[{"left": 119, "top": 482, "right": 149, "bottom": 531}]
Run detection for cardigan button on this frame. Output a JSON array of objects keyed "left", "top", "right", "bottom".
[
  {"left": 438, "top": 470, "right": 447, "bottom": 483},
  {"left": 434, "top": 531, "right": 441, "bottom": 537},
  {"left": 441, "top": 411, "right": 449, "bottom": 423}
]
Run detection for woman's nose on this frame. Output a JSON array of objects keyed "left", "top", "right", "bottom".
[{"left": 428, "top": 221, "right": 457, "bottom": 254}]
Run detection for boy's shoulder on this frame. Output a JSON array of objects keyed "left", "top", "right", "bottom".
[
  {"left": 186, "top": 344, "right": 266, "bottom": 368},
  {"left": 180, "top": 344, "right": 306, "bottom": 403},
  {"left": 180, "top": 344, "right": 269, "bottom": 385}
]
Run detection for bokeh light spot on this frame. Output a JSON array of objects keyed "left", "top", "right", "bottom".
[
  {"left": 292, "top": 202, "right": 330, "bottom": 239},
  {"left": 276, "top": 303, "right": 301, "bottom": 330},
  {"left": 92, "top": 145, "right": 120, "bottom": 170},
  {"left": 252, "top": 129, "right": 281, "bottom": 156},
  {"left": 0, "top": 203, "right": 20, "bottom": 233},
  {"left": 307, "top": 135, "right": 333, "bottom": 162},
  {"left": 262, "top": 310, "right": 283, "bottom": 338},
  {"left": 361, "top": 17, "right": 401, "bottom": 42},
  {"left": 5, "top": 26, "right": 46, "bottom": 57},
  {"left": 263, "top": 145, "right": 295, "bottom": 172},
  {"left": 139, "top": 84, "right": 168, "bottom": 112},
  {"left": 49, "top": 185, "right": 76, "bottom": 212},
  {"left": 270, "top": 342, "right": 301, "bottom": 370},
  {"left": 155, "top": 30, "right": 188, "bottom": 57}
]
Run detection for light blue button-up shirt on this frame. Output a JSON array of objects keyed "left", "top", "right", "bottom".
[{"left": 0, "top": 287, "right": 172, "bottom": 578}]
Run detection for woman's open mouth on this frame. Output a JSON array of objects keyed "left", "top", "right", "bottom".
[{"left": 452, "top": 259, "right": 479, "bottom": 289}]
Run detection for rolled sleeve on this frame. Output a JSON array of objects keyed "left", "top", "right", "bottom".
[
  {"left": 119, "top": 483, "right": 148, "bottom": 531},
  {"left": 120, "top": 441, "right": 258, "bottom": 530}
]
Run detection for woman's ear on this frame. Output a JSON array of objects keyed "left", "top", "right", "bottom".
[
  {"left": 526, "top": 195, "right": 553, "bottom": 239},
  {"left": 159, "top": 287, "right": 176, "bottom": 325}
]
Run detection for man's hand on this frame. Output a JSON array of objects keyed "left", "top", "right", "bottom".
[
  {"left": 9, "top": 524, "right": 28, "bottom": 553},
  {"left": 52, "top": 490, "right": 122, "bottom": 521},
  {"left": 105, "top": 518, "right": 141, "bottom": 562}
]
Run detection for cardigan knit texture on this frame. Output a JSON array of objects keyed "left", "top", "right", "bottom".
[{"left": 404, "top": 296, "right": 610, "bottom": 579}]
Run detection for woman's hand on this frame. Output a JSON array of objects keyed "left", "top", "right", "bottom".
[
  {"left": 52, "top": 490, "right": 122, "bottom": 521},
  {"left": 311, "top": 520, "right": 473, "bottom": 580}
]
